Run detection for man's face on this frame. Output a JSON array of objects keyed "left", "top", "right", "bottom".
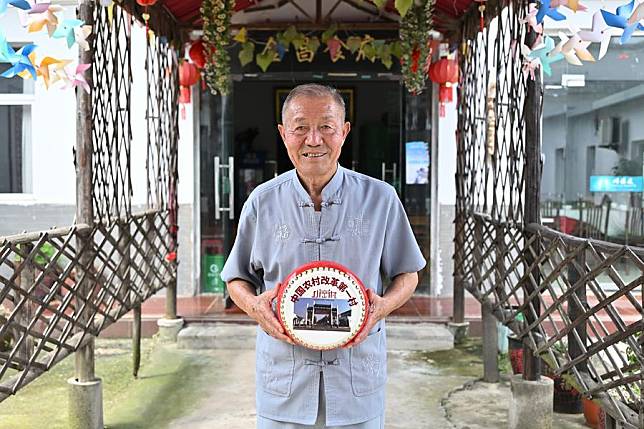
[{"left": 278, "top": 95, "right": 350, "bottom": 180}]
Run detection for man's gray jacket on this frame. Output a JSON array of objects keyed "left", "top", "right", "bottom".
[{"left": 221, "top": 165, "right": 426, "bottom": 426}]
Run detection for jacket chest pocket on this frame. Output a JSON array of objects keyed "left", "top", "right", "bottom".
[
  {"left": 349, "top": 328, "right": 387, "bottom": 396},
  {"left": 256, "top": 330, "right": 295, "bottom": 397}
]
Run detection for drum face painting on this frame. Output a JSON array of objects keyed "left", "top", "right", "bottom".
[{"left": 277, "top": 261, "right": 369, "bottom": 350}]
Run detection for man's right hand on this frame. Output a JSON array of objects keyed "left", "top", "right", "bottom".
[{"left": 247, "top": 287, "right": 294, "bottom": 344}]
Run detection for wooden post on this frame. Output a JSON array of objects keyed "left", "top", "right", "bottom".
[
  {"left": 17, "top": 243, "right": 35, "bottom": 364},
  {"left": 522, "top": 5, "right": 544, "bottom": 382},
  {"left": 132, "top": 305, "right": 141, "bottom": 377},
  {"left": 74, "top": 0, "right": 95, "bottom": 384},
  {"left": 482, "top": 303, "right": 500, "bottom": 382}
]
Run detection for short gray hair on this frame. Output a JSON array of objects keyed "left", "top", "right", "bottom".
[{"left": 281, "top": 84, "right": 346, "bottom": 123}]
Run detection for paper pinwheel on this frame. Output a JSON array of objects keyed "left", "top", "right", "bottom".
[
  {"left": 527, "top": 36, "right": 564, "bottom": 76},
  {"left": 600, "top": 0, "right": 644, "bottom": 44},
  {"left": 53, "top": 19, "right": 92, "bottom": 50},
  {"left": 0, "top": 0, "right": 31, "bottom": 14},
  {"left": 36, "top": 56, "right": 69, "bottom": 88},
  {"left": 27, "top": 4, "right": 63, "bottom": 37},
  {"left": 62, "top": 63, "right": 91, "bottom": 93},
  {"left": 523, "top": 3, "right": 543, "bottom": 33},
  {"left": 0, "top": 44, "right": 37, "bottom": 79},
  {"left": 536, "top": 0, "right": 567, "bottom": 24},
  {"left": 627, "top": 1, "right": 644, "bottom": 25},
  {"left": 551, "top": 0, "right": 587, "bottom": 12},
  {"left": 553, "top": 31, "right": 595, "bottom": 65},
  {"left": 578, "top": 11, "right": 612, "bottom": 60}
]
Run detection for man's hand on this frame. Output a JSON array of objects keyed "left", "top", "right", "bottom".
[
  {"left": 342, "top": 272, "right": 419, "bottom": 348},
  {"left": 227, "top": 279, "right": 294, "bottom": 345},
  {"left": 343, "top": 289, "right": 386, "bottom": 348},
  {"left": 247, "top": 287, "right": 294, "bottom": 344}
]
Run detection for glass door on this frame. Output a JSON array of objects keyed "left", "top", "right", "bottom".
[
  {"left": 199, "top": 92, "right": 236, "bottom": 298},
  {"left": 402, "top": 91, "right": 431, "bottom": 293}
]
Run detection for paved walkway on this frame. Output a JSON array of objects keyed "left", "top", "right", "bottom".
[{"left": 164, "top": 344, "right": 588, "bottom": 429}]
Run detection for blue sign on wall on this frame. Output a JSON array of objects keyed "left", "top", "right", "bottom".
[{"left": 589, "top": 176, "right": 644, "bottom": 192}]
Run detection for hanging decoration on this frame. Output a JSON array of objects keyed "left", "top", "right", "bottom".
[
  {"left": 0, "top": 0, "right": 30, "bottom": 15},
  {"left": 0, "top": 1, "right": 93, "bottom": 93},
  {"left": 475, "top": 0, "right": 487, "bottom": 31},
  {"left": 600, "top": 0, "right": 644, "bottom": 44},
  {"left": 522, "top": 0, "right": 644, "bottom": 79},
  {"left": 179, "top": 60, "right": 200, "bottom": 104},
  {"left": 188, "top": 40, "right": 206, "bottom": 69},
  {"left": 428, "top": 56, "right": 459, "bottom": 117},
  {"left": 400, "top": 0, "right": 433, "bottom": 94},
  {"left": 26, "top": 4, "right": 63, "bottom": 36},
  {"left": 136, "top": 0, "right": 158, "bottom": 37},
  {"left": 201, "top": 0, "right": 234, "bottom": 96}
]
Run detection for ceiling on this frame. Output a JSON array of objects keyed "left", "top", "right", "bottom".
[{"left": 161, "top": 0, "right": 474, "bottom": 32}]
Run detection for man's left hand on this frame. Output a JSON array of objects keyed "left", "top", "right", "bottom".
[{"left": 343, "top": 288, "right": 386, "bottom": 348}]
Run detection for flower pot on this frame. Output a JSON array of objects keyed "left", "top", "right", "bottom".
[
  {"left": 508, "top": 336, "right": 523, "bottom": 374},
  {"left": 551, "top": 377, "right": 582, "bottom": 414},
  {"left": 583, "top": 398, "right": 601, "bottom": 428}
]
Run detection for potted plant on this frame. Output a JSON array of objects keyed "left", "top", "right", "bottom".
[
  {"left": 508, "top": 334, "right": 523, "bottom": 374},
  {"left": 543, "top": 340, "right": 583, "bottom": 414}
]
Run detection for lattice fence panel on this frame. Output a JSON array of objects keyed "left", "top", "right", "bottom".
[
  {"left": 91, "top": 4, "right": 133, "bottom": 223},
  {"left": 0, "top": 211, "right": 174, "bottom": 401},
  {"left": 455, "top": 0, "right": 643, "bottom": 426},
  {"left": 146, "top": 35, "right": 179, "bottom": 213}
]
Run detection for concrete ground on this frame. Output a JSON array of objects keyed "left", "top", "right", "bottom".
[{"left": 0, "top": 330, "right": 590, "bottom": 429}]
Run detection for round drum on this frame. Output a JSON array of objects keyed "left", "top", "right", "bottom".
[{"left": 277, "top": 261, "right": 369, "bottom": 350}]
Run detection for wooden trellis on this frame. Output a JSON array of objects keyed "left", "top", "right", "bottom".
[
  {"left": 0, "top": 0, "right": 179, "bottom": 401},
  {"left": 454, "top": 0, "right": 643, "bottom": 427}
]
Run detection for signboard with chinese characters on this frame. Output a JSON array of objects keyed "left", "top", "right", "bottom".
[
  {"left": 277, "top": 261, "right": 368, "bottom": 350},
  {"left": 589, "top": 176, "right": 644, "bottom": 193}
]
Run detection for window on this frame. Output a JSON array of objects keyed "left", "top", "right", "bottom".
[{"left": 0, "top": 57, "right": 34, "bottom": 194}]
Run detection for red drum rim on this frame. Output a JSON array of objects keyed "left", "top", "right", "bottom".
[{"left": 276, "top": 260, "right": 370, "bottom": 350}]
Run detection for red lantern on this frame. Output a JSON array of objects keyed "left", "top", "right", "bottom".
[
  {"left": 189, "top": 40, "right": 206, "bottom": 69},
  {"left": 428, "top": 57, "right": 459, "bottom": 117},
  {"left": 179, "top": 61, "right": 200, "bottom": 104},
  {"left": 136, "top": 0, "right": 158, "bottom": 6}
]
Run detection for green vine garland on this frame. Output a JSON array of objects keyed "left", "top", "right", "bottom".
[
  {"left": 400, "top": 0, "right": 433, "bottom": 94},
  {"left": 201, "top": 0, "right": 234, "bottom": 96}
]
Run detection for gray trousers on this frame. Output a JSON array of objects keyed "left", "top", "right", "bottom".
[{"left": 257, "top": 373, "right": 385, "bottom": 429}]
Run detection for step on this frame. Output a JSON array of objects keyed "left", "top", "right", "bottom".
[{"left": 177, "top": 322, "right": 454, "bottom": 351}]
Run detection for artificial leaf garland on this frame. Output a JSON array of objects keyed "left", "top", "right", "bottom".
[
  {"left": 201, "top": 0, "right": 234, "bottom": 96},
  {"left": 400, "top": 0, "right": 433, "bottom": 94}
]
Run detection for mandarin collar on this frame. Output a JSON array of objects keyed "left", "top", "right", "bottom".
[{"left": 292, "top": 164, "right": 344, "bottom": 206}]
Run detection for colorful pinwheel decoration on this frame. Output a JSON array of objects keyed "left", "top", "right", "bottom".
[
  {"left": 0, "top": 43, "right": 37, "bottom": 79},
  {"left": 0, "top": 0, "right": 30, "bottom": 15},
  {"left": 600, "top": 0, "right": 644, "bottom": 44},
  {"left": 551, "top": 0, "right": 587, "bottom": 13},
  {"left": 536, "top": 0, "right": 567, "bottom": 24},
  {"left": 578, "top": 11, "right": 612, "bottom": 60},
  {"left": 62, "top": 63, "right": 91, "bottom": 93},
  {"left": 27, "top": 4, "right": 63, "bottom": 37},
  {"left": 525, "top": 36, "right": 564, "bottom": 76},
  {"left": 35, "top": 56, "right": 71, "bottom": 88},
  {"left": 553, "top": 32, "right": 594, "bottom": 65},
  {"left": 53, "top": 19, "right": 92, "bottom": 50}
]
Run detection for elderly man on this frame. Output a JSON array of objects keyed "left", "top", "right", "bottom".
[{"left": 221, "top": 84, "right": 425, "bottom": 429}]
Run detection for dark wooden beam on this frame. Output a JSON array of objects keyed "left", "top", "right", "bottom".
[
  {"left": 229, "top": 21, "right": 399, "bottom": 30},
  {"left": 343, "top": 0, "right": 398, "bottom": 22},
  {"left": 288, "top": 0, "right": 313, "bottom": 20},
  {"left": 316, "top": 0, "right": 322, "bottom": 24}
]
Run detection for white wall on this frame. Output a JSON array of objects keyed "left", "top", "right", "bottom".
[{"left": 437, "top": 98, "right": 457, "bottom": 205}]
